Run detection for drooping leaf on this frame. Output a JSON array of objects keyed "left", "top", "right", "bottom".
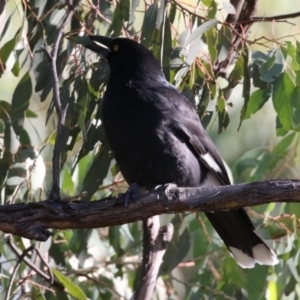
[
  {"left": 246, "top": 266, "right": 269, "bottom": 300},
  {"left": 272, "top": 73, "right": 294, "bottom": 131},
  {"left": 10, "top": 71, "right": 32, "bottom": 135},
  {"left": 31, "top": 286, "right": 46, "bottom": 300},
  {"left": 0, "top": 35, "right": 17, "bottom": 76},
  {"left": 217, "top": 93, "right": 230, "bottom": 133},
  {"left": 239, "top": 50, "right": 251, "bottom": 129},
  {"left": 260, "top": 49, "right": 285, "bottom": 82},
  {"left": 244, "top": 86, "right": 272, "bottom": 119},
  {"left": 81, "top": 142, "right": 112, "bottom": 200},
  {"left": 106, "top": 0, "right": 130, "bottom": 37},
  {"left": 276, "top": 115, "right": 289, "bottom": 137},
  {"left": 273, "top": 132, "right": 297, "bottom": 155},
  {"left": 184, "top": 19, "right": 218, "bottom": 47},
  {"left": 285, "top": 41, "right": 299, "bottom": 70},
  {"left": 141, "top": 3, "right": 158, "bottom": 48},
  {"left": 161, "top": 227, "right": 191, "bottom": 274},
  {"left": 290, "top": 84, "right": 300, "bottom": 129},
  {"left": 52, "top": 268, "right": 87, "bottom": 300}
]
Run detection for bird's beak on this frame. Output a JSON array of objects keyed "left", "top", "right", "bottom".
[{"left": 81, "top": 36, "right": 112, "bottom": 58}]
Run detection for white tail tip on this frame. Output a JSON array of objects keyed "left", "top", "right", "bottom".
[{"left": 229, "top": 244, "right": 279, "bottom": 269}]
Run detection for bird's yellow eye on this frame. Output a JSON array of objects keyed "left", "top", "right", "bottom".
[{"left": 113, "top": 45, "right": 119, "bottom": 51}]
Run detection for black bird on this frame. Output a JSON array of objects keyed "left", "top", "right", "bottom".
[{"left": 83, "top": 36, "right": 278, "bottom": 268}]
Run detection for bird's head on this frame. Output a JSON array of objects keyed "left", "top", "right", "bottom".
[{"left": 82, "top": 36, "right": 164, "bottom": 83}]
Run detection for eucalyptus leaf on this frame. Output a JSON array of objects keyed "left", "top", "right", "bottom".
[
  {"left": 184, "top": 19, "right": 218, "bottom": 47},
  {"left": 11, "top": 71, "right": 32, "bottom": 135},
  {"left": 52, "top": 268, "right": 87, "bottom": 300}
]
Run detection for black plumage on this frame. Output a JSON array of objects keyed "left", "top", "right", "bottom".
[{"left": 83, "top": 36, "right": 278, "bottom": 268}]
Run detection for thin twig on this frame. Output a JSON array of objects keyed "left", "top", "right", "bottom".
[
  {"left": 5, "top": 241, "right": 36, "bottom": 300},
  {"left": 6, "top": 236, "right": 52, "bottom": 282},
  {"left": 169, "top": 274, "right": 236, "bottom": 300},
  {"left": 86, "top": 0, "right": 112, "bottom": 24},
  {"left": 245, "top": 11, "right": 300, "bottom": 23},
  {"left": 34, "top": 243, "right": 54, "bottom": 284},
  {"left": 171, "top": 0, "right": 300, "bottom": 25},
  {"left": 42, "top": 1, "right": 82, "bottom": 201}
]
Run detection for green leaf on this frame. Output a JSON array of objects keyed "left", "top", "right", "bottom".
[
  {"left": 106, "top": 0, "right": 130, "bottom": 37},
  {"left": 246, "top": 266, "right": 269, "bottom": 300},
  {"left": 81, "top": 143, "right": 112, "bottom": 200},
  {"left": 0, "top": 37, "right": 16, "bottom": 65},
  {"left": 285, "top": 276, "right": 297, "bottom": 296},
  {"left": 290, "top": 84, "right": 300, "bottom": 129},
  {"left": 31, "top": 286, "right": 46, "bottom": 300},
  {"left": 19, "top": 128, "right": 31, "bottom": 145},
  {"left": 273, "top": 132, "right": 297, "bottom": 155},
  {"left": 174, "top": 36, "right": 203, "bottom": 87},
  {"left": 251, "top": 151, "right": 282, "bottom": 181},
  {"left": 272, "top": 73, "right": 294, "bottom": 131},
  {"left": 202, "top": 0, "right": 212, "bottom": 6},
  {"left": 276, "top": 115, "right": 289, "bottom": 137},
  {"left": 33, "top": 48, "right": 50, "bottom": 94},
  {"left": 227, "top": 54, "right": 244, "bottom": 89},
  {"left": 184, "top": 19, "right": 218, "bottom": 47},
  {"left": 11, "top": 59, "right": 20, "bottom": 76},
  {"left": 168, "top": 3, "right": 176, "bottom": 23},
  {"left": 192, "top": 227, "right": 209, "bottom": 257},
  {"left": 252, "top": 64, "right": 268, "bottom": 89},
  {"left": 162, "top": 17, "right": 172, "bottom": 79},
  {"left": 61, "top": 168, "right": 74, "bottom": 196},
  {"left": 239, "top": 50, "right": 251, "bottom": 129},
  {"left": 198, "top": 84, "right": 211, "bottom": 119},
  {"left": 223, "top": 257, "right": 247, "bottom": 288},
  {"left": 161, "top": 227, "right": 191, "bottom": 273},
  {"left": 25, "top": 109, "right": 38, "bottom": 118},
  {"left": 4, "top": 120, "right": 20, "bottom": 154},
  {"left": 205, "top": 27, "right": 218, "bottom": 63},
  {"left": 259, "top": 49, "right": 285, "bottom": 82},
  {"left": 244, "top": 86, "right": 272, "bottom": 119},
  {"left": 11, "top": 71, "right": 32, "bottom": 135},
  {"left": 285, "top": 41, "right": 299, "bottom": 70},
  {"left": 141, "top": 2, "right": 158, "bottom": 48},
  {"left": 233, "top": 147, "right": 266, "bottom": 180},
  {"left": 217, "top": 94, "right": 230, "bottom": 133},
  {"left": 52, "top": 268, "right": 87, "bottom": 300},
  {"left": 207, "top": 0, "right": 217, "bottom": 18}
]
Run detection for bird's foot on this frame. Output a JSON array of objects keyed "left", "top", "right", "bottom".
[
  {"left": 163, "top": 183, "right": 178, "bottom": 200},
  {"left": 124, "top": 183, "right": 148, "bottom": 207},
  {"left": 153, "top": 183, "right": 178, "bottom": 200}
]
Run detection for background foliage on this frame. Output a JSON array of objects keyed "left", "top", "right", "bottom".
[{"left": 0, "top": 0, "right": 300, "bottom": 299}]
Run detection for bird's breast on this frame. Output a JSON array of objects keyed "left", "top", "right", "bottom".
[{"left": 102, "top": 86, "right": 201, "bottom": 189}]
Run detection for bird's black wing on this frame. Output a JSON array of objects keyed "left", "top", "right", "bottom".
[{"left": 147, "top": 84, "right": 231, "bottom": 185}]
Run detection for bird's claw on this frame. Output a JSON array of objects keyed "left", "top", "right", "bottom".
[{"left": 124, "top": 183, "right": 147, "bottom": 207}]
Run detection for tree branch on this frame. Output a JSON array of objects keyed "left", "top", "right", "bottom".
[
  {"left": 244, "top": 11, "right": 300, "bottom": 23},
  {"left": 0, "top": 179, "right": 299, "bottom": 241},
  {"left": 132, "top": 217, "right": 174, "bottom": 300}
]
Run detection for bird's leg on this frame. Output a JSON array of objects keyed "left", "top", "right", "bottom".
[{"left": 124, "top": 183, "right": 148, "bottom": 207}]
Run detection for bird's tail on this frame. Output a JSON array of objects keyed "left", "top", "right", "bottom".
[{"left": 205, "top": 209, "right": 278, "bottom": 268}]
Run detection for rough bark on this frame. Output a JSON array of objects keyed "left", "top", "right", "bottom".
[{"left": 0, "top": 179, "right": 299, "bottom": 241}]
